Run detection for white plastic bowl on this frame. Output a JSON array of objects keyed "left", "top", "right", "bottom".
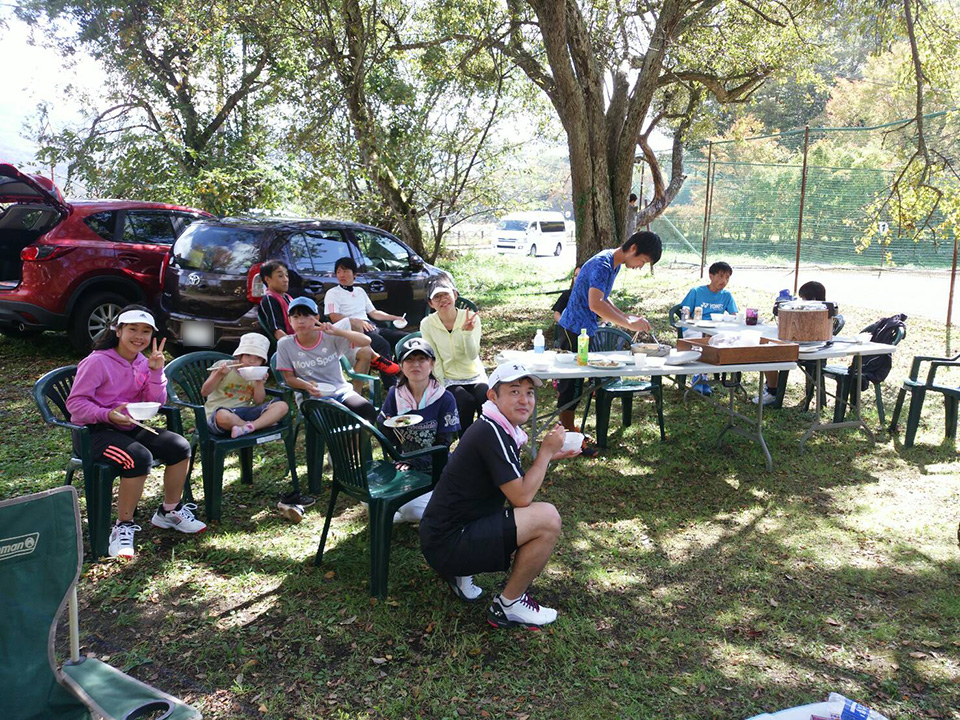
[
  {"left": 710, "top": 313, "right": 728, "bottom": 321},
  {"left": 393, "top": 317, "right": 408, "bottom": 329},
  {"left": 126, "top": 402, "right": 161, "bottom": 420},
  {"left": 555, "top": 353, "right": 578, "bottom": 365},
  {"left": 644, "top": 357, "right": 666, "bottom": 369},
  {"left": 238, "top": 366, "right": 269, "bottom": 381},
  {"left": 562, "top": 431, "right": 584, "bottom": 452}
]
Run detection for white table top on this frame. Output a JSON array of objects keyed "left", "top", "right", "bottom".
[
  {"left": 677, "top": 320, "right": 896, "bottom": 360},
  {"left": 496, "top": 349, "right": 797, "bottom": 380}
]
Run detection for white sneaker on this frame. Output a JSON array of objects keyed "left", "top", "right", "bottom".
[
  {"left": 445, "top": 575, "right": 483, "bottom": 601},
  {"left": 108, "top": 522, "right": 140, "bottom": 559},
  {"left": 752, "top": 388, "right": 777, "bottom": 406},
  {"left": 150, "top": 503, "right": 207, "bottom": 534},
  {"left": 487, "top": 593, "right": 557, "bottom": 629},
  {"left": 277, "top": 501, "right": 304, "bottom": 524}
]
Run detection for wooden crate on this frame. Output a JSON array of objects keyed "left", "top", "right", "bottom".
[
  {"left": 777, "top": 308, "right": 832, "bottom": 342},
  {"left": 677, "top": 336, "right": 799, "bottom": 365}
]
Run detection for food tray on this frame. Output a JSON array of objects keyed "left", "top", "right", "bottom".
[{"left": 677, "top": 337, "right": 798, "bottom": 365}]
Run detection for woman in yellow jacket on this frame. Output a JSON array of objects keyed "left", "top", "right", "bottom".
[{"left": 419, "top": 279, "right": 487, "bottom": 432}]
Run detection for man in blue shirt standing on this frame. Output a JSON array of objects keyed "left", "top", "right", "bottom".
[{"left": 556, "top": 230, "right": 662, "bottom": 454}]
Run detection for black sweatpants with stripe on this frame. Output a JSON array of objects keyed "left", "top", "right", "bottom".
[{"left": 87, "top": 424, "right": 191, "bottom": 478}]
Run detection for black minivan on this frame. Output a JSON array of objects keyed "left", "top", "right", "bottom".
[{"left": 160, "top": 218, "right": 449, "bottom": 350}]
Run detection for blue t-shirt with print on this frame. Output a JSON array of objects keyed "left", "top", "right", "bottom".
[
  {"left": 559, "top": 249, "right": 620, "bottom": 336},
  {"left": 681, "top": 285, "right": 737, "bottom": 319}
]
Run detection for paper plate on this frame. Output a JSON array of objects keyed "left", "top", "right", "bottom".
[
  {"left": 588, "top": 360, "right": 624, "bottom": 369},
  {"left": 696, "top": 320, "right": 718, "bottom": 328},
  {"left": 383, "top": 414, "right": 423, "bottom": 428}
]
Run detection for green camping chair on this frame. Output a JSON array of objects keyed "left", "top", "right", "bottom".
[
  {"left": 301, "top": 398, "right": 448, "bottom": 598},
  {"left": 164, "top": 351, "right": 300, "bottom": 523},
  {"left": 583, "top": 327, "right": 665, "bottom": 448},
  {"left": 0, "top": 486, "right": 201, "bottom": 720},
  {"left": 889, "top": 352, "right": 960, "bottom": 448},
  {"left": 33, "top": 366, "right": 188, "bottom": 560},
  {"left": 667, "top": 303, "right": 687, "bottom": 390}
]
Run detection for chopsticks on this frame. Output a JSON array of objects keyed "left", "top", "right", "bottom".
[
  {"left": 206, "top": 362, "right": 242, "bottom": 371},
  {"left": 125, "top": 417, "right": 160, "bottom": 435}
]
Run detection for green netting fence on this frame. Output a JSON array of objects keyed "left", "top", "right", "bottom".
[{"left": 645, "top": 109, "right": 960, "bottom": 273}]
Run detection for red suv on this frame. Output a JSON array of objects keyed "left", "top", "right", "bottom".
[{"left": 0, "top": 164, "right": 211, "bottom": 351}]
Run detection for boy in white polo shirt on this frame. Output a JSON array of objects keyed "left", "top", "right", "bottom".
[{"left": 324, "top": 257, "right": 405, "bottom": 387}]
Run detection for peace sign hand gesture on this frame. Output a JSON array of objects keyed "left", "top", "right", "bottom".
[
  {"left": 148, "top": 338, "right": 167, "bottom": 371},
  {"left": 462, "top": 309, "right": 479, "bottom": 331}
]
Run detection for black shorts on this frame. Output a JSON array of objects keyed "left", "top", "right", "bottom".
[
  {"left": 556, "top": 327, "right": 584, "bottom": 408},
  {"left": 88, "top": 424, "right": 191, "bottom": 478},
  {"left": 421, "top": 507, "right": 518, "bottom": 577}
]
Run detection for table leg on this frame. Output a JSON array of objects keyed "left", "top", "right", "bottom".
[
  {"left": 801, "top": 354, "right": 873, "bottom": 449},
  {"left": 713, "top": 372, "right": 773, "bottom": 472}
]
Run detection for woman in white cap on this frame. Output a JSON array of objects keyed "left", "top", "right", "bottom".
[
  {"left": 419, "top": 278, "right": 487, "bottom": 433},
  {"left": 66, "top": 305, "right": 206, "bottom": 559}
]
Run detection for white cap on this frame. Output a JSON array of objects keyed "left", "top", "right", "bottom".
[
  {"left": 116, "top": 309, "right": 157, "bottom": 330},
  {"left": 488, "top": 362, "right": 543, "bottom": 388},
  {"left": 429, "top": 284, "right": 455, "bottom": 299},
  {"left": 234, "top": 333, "right": 271, "bottom": 360}
]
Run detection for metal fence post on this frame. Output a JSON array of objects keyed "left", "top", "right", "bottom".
[
  {"left": 948, "top": 234, "right": 958, "bottom": 354},
  {"left": 700, "top": 142, "right": 713, "bottom": 278},
  {"left": 793, "top": 126, "right": 810, "bottom": 295}
]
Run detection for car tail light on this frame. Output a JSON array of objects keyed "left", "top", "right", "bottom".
[
  {"left": 21, "top": 245, "right": 74, "bottom": 262},
  {"left": 247, "top": 264, "right": 264, "bottom": 303}
]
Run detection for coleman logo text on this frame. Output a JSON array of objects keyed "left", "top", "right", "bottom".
[{"left": 0, "top": 533, "right": 39, "bottom": 561}]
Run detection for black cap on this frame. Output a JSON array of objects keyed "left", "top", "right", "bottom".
[{"left": 397, "top": 337, "right": 436, "bottom": 362}]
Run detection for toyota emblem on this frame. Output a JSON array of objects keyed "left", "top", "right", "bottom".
[{"left": 188, "top": 273, "right": 202, "bottom": 286}]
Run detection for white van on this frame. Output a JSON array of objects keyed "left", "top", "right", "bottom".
[{"left": 494, "top": 211, "right": 567, "bottom": 256}]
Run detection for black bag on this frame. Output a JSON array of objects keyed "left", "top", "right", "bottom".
[{"left": 850, "top": 313, "right": 907, "bottom": 390}]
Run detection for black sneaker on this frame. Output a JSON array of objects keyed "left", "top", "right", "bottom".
[{"left": 281, "top": 491, "right": 315, "bottom": 508}]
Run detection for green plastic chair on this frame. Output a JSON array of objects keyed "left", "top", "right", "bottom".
[
  {"left": 394, "top": 331, "right": 422, "bottom": 358},
  {"left": 302, "top": 398, "right": 448, "bottom": 598},
  {"left": 269, "top": 353, "right": 325, "bottom": 495},
  {"left": 0, "top": 486, "right": 201, "bottom": 720},
  {"left": 165, "top": 351, "right": 300, "bottom": 523},
  {"left": 813, "top": 324, "right": 906, "bottom": 424},
  {"left": 586, "top": 327, "right": 665, "bottom": 448},
  {"left": 32, "top": 366, "right": 188, "bottom": 560},
  {"left": 889, "top": 353, "right": 960, "bottom": 447},
  {"left": 340, "top": 356, "right": 382, "bottom": 409}
]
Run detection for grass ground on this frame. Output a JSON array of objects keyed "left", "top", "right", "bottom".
[{"left": 2, "top": 253, "right": 959, "bottom": 719}]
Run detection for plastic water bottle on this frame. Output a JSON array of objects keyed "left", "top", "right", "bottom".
[
  {"left": 533, "top": 329, "right": 545, "bottom": 354},
  {"left": 827, "top": 693, "right": 889, "bottom": 720},
  {"left": 577, "top": 328, "right": 589, "bottom": 366}
]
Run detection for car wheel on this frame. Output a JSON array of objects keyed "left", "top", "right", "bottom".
[
  {"left": 554, "top": 242, "right": 563, "bottom": 256},
  {"left": 529, "top": 244, "right": 537, "bottom": 257},
  {"left": 69, "top": 291, "right": 127, "bottom": 352}
]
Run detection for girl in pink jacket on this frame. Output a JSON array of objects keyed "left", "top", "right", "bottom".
[{"left": 66, "top": 306, "right": 205, "bottom": 558}]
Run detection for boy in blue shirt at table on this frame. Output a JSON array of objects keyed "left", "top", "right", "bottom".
[
  {"left": 681, "top": 261, "right": 737, "bottom": 321},
  {"left": 681, "top": 261, "right": 737, "bottom": 395}
]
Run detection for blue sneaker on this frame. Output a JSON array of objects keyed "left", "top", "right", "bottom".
[{"left": 691, "top": 374, "right": 712, "bottom": 396}]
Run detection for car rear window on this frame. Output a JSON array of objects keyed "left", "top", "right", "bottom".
[
  {"left": 172, "top": 224, "right": 261, "bottom": 273},
  {"left": 84, "top": 211, "right": 118, "bottom": 241}
]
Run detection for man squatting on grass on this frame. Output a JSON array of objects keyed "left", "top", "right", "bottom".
[{"left": 419, "top": 363, "right": 581, "bottom": 629}]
